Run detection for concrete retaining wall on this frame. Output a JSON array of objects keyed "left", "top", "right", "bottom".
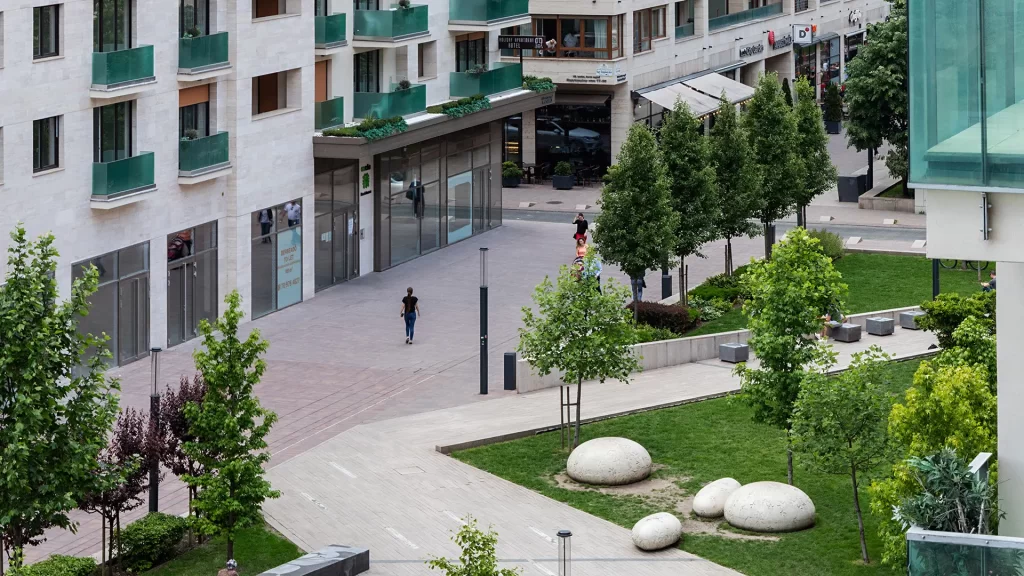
[{"left": 515, "top": 306, "right": 921, "bottom": 394}]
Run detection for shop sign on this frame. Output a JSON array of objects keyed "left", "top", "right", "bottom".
[
  {"left": 498, "top": 35, "right": 545, "bottom": 51},
  {"left": 276, "top": 229, "right": 302, "bottom": 308},
  {"left": 771, "top": 33, "right": 793, "bottom": 50},
  {"left": 568, "top": 64, "right": 625, "bottom": 84},
  {"left": 359, "top": 163, "right": 372, "bottom": 196},
  {"left": 793, "top": 24, "right": 814, "bottom": 45},
  {"left": 739, "top": 41, "right": 764, "bottom": 58},
  {"left": 849, "top": 9, "right": 862, "bottom": 24}
]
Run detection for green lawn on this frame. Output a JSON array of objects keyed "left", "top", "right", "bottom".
[
  {"left": 877, "top": 182, "right": 908, "bottom": 198},
  {"left": 145, "top": 526, "right": 302, "bottom": 576},
  {"left": 454, "top": 359, "right": 924, "bottom": 576},
  {"left": 685, "top": 253, "right": 987, "bottom": 337}
]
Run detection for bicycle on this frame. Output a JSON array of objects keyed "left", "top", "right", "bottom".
[{"left": 938, "top": 259, "right": 990, "bottom": 271}]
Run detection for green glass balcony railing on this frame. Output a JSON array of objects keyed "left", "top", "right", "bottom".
[
  {"left": 92, "top": 46, "right": 155, "bottom": 89},
  {"left": 675, "top": 22, "right": 695, "bottom": 39},
  {"left": 449, "top": 0, "right": 528, "bottom": 23},
  {"left": 907, "top": 527, "right": 1024, "bottom": 576},
  {"left": 179, "top": 32, "right": 230, "bottom": 73},
  {"left": 353, "top": 5, "right": 428, "bottom": 40},
  {"left": 315, "top": 13, "right": 347, "bottom": 48},
  {"left": 315, "top": 97, "right": 346, "bottom": 130},
  {"left": 353, "top": 84, "right": 426, "bottom": 119},
  {"left": 179, "top": 132, "right": 230, "bottom": 176},
  {"left": 92, "top": 152, "right": 156, "bottom": 199},
  {"left": 708, "top": 3, "right": 782, "bottom": 30},
  {"left": 450, "top": 62, "right": 521, "bottom": 98}
]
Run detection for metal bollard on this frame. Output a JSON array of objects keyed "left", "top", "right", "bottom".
[{"left": 504, "top": 352, "right": 517, "bottom": 391}]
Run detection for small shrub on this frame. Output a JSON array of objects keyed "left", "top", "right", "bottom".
[
  {"left": 918, "top": 291, "right": 996, "bottom": 349},
  {"left": 689, "top": 297, "right": 733, "bottom": 322},
  {"left": 626, "top": 301, "right": 694, "bottom": 334},
  {"left": 523, "top": 75, "right": 555, "bottom": 92},
  {"left": 466, "top": 64, "right": 488, "bottom": 76},
  {"left": 633, "top": 323, "right": 680, "bottom": 344},
  {"left": 554, "top": 161, "right": 574, "bottom": 176},
  {"left": 688, "top": 284, "right": 743, "bottom": 303},
  {"left": 397, "top": 0, "right": 411, "bottom": 8},
  {"left": 16, "top": 556, "right": 96, "bottom": 576},
  {"left": 824, "top": 82, "right": 844, "bottom": 123},
  {"left": 502, "top": 161, "right": 523, "bottom": 178},
  {"left": 396, "top": 79, "right": 412, "bottom": 90},
  {"left": 182, "top": 129, "right": 200, "bottom": 141},
  {"left": 116, "top": 512, "right": 188, "bottom": 573},
  {"left": 807, "top": 228, "right": 844, "bottom": 261}
]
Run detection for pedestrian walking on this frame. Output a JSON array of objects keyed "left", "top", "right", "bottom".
[
  {"left": 630, "top": 275, "right": 646, "bottom": 301},
  {"left": 400, "top": 287, "right": 420, "bottom": 344},
  {"left": 573, "top": 213, "right": 589, "bottom": 243},
  {"left": 575, "top": 237, "right": 588, "bottom": 259}
]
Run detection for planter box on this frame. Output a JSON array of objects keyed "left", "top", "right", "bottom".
[
  {"left": 719, "top": 342, "right": 749, "bottom": 363},
  {"left": 832, "top": 323, "right": 862, "bottom": 343},
  {"left": 866, "top": 317, "right": 895, "bottom": 336},
  {"left": 552, "top": 175, "right": 574, "bottom": 190},
  {"left": 900, "top": 310, "right": 927, "bottom": 330},
  {"left": 502, "top": 176, "right": 521, "bottom": 188},
  {"left": 838, "top": 175, "right": 865, "bottom": 202},
  {"left": 825, "top": 120, "right": 842, "bottom": 134}
]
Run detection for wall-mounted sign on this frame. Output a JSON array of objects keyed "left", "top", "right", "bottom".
[
  {"left": 541, "top": 94, "right": 554, "bottom": 105},
  {"left": 739, "top": 41, "right": 764, "bottom": 58},
  {"left": 771, "top": 33, "right": 793, "bottom": 50},
  {"left": 567, "top": 64, "right": 625, "bottom": 84},
  {"left": 498, "top": 35, "right": 545, "bottom": 51},
  {"left": 848, "top": 9, "right": 863, "bottom": 24},
  {"left": 359, "top": 163, "right": 372, "bottom": 196},
  {"left": 793, "top": 24, "right": 813, "bottom": 45}
]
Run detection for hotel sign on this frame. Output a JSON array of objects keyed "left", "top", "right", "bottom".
[
  {"left": 771, "top": 33, "right": 793, "bottom": 50},
  {"left": 739, "top": 41, "right": 765, "bottom": 58}
]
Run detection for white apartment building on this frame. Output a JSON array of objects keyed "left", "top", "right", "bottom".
[
  {"left": 0, "top": 0, "right": 546, "bottom": 366},
  {"left": 497, "top": 0, "right": 891, "bottom": 173}
]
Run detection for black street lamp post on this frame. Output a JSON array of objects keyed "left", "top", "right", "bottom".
[
  {"left": 149, "top": 347, "right": 162, "bottom": 513},
  {"left": 480, "top": 248, "right": 488, "bottom": 395}
]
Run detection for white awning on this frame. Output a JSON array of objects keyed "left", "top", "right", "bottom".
[
  {"left": 642, "top": 83, "right": 722, "bottom": 117},
  {"left": 683, "top": 72, "right": 756, "bottom": 105}
]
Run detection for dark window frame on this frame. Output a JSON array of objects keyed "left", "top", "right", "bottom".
[
  {"left": 354, "top": 50, "right": 381, "bottom": 93},
  {"left": 33, "top": 116, "right": 60, "bottom": 173},
  {"left": 34, "top": 4, "right": 60, "bottom": 59},
  {"left": 524, "top": 15, "right": 623, "bottom": 60},
  {"left": 179, "top": 102, "right": 211, "bottom": 138},
  {"left": 93, "top": 101, "right": 134, "bottom": 163},
  {"left": 455, "top": 34, "right": 486, "bottom": 72},
  {"left": 633, "top": 6, "right": 666, "bottom": 54},
  {"left": 180, "top": 0, "right": 210, "bottom": 37},
  {"left": 93, "top": 0, "right": 132, "bottom": 52}
]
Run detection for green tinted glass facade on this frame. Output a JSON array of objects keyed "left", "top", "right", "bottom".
[
  {"left": 450, "top": 62, "right": 521, "bottom": 98},
  {"left": 449, "top": 0, "right": 528, "bottom": 23},
  {"left": 179, "top": 32, "right": 229, "bottom": 72},
  {"left": 910, "top": 0, "right": 1024, "bottom": 188},
  {"left": 179, "top": 132, "right": 229, "bottom": 175},
  {"left": 92, "top": 45, "right": 155, "bottom": 87},
  {"left": 315, "top": 13, "right": 347, "bottom": 47},
  {"left": 353, "top": 5, "right": 428, "bottom": 40},
  {"left": 907, "top": 529, "right": 1024, "bottom": 575},
  {"left": 315, "top": 97, "right": 346, "bottom": 129},
  {"left": 353, "top": 84, "right": 426, "bottom": 119},
  {"left": 708, "top": 2, "right": 781, "bottom": 31},
  {"left": 93, "top": 152, "right": 156, "bottom": 198}
]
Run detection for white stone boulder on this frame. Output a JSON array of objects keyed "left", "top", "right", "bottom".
[
  {"left": 692, "top": 478, "right": 742, "bottom": 518},
  {"left": 631, "top": 513, "right": 683, "bottom": 551},
  {"left": 566, "top": 437, "right": 652, "bottom": 486},
  {"left": 724, "top": 481, "right": 816, "bottom": 532}
]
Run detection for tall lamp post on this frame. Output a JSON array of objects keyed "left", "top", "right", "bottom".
[
  {"left": 149, "top": 347, "right": 162, "bottom": 513},
  {"left": 557, "top": 530, "right": 572, "bottom": 576},
  {"left": 480, "top": 248, "right": 488, "bottom": 395}
]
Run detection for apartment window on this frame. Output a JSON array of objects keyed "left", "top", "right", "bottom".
[
  {"left": 33, "top": 116, "right": 60, "bottom": 172},
  {"left": 353, "top": 0, "right": 379, "bottom": 9},
  {"left": 417, "top": 41, "right": 436, "bottom": 79},
  {"left": 180, "top": 103, "right": 210, "bottom": 138},
  {"left": 94, "top": 101, "right": 133, "bottom": 162},
  {"left": 315, "top": 0, "right": 328, "bottom": 15},
  {"left": 93, "top": 0, "right": 132, "bottom": 52},
  {"left": 180, "top": 0, "right": 209, "bottom": 36},
  {"left": 253, "top": 0, "right": 286, "bottom": 18},
  {"left": 455, "top": 33, "right": 485, "bottom": 72},
  {"left": 795, "top": 0, "right": 809, "bottom": 12},
  {"left": 675, "top": 1, "right": 694, "bottom": 27},
  {"left": 633, "top": 7, "right": 666, "bottom": 53},
  {"left": 531, "top": 16, "right": 624, "bottom": 59},
  {"left": 34, "top": 5, "right": 60, "bottom": 59},
  {"left": 252, "top": 72, "right": 288, "bottom": 114},
  {"left": 354, "top": 50, "right": 380, "bottom": 92}
]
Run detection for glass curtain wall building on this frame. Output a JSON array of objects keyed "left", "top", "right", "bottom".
[{"left": 910, "top": 0, "right": 1024, "bottom": 189}]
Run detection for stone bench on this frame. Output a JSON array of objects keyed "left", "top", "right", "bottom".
[
  {"left": 832, "top": 323, "right": 862, "bottom": 343},
  {"left": 258, "top": 545, "right": 369, "bottom": 576},
  {"left": 719, "top": 342, "right": 749, "bottom": 363},
  {"left": 866, "top": 317, "right": 895, "bottom": 336},
  {"left": 900, "top": 310, "right": 927, "bottom": 330}
]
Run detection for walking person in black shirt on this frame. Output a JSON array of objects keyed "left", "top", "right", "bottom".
[
  {"left": 400, "top": 287, "right": 421, "bottom": 344},
  {"left": 573, "top": 213, "right": 589, "bottom": 243}
]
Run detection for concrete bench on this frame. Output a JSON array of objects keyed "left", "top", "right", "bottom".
[
  {"left": 258, "top": 545, "right": 369, "bottom": 576},
  {"left": 900, "top": 310, "right": 927, "bottom": 330},
  {"left": 866, "top": 317, "right": 895, "bottom": 336},
  {"left": 719, "top": 342, "right": 749, "bottom": 363},
  {"left": 832, "top": 323, "right": 862, "bottom": 343}
]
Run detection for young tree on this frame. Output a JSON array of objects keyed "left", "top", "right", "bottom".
[
  {"left": 183, "top": 291, "right": 279, "bottom": 561},
  {"left": 660, "top": 101, "right": 719, "bottom": 302},
  {"left": 744, "top": 72, "right": 804, "bottom": 259},
  {"left": 0, "top": 226, "right": 121, "bottom": 570},
  {"left": 845, "top": 0, "right": 908, "bottom": 191},
  {"left": 735, "top": 228, "right": 846, "bottom": 484},
  {"left": 594, "top": 123, "right": 679, "bottom": 318},
  {"left": 792, "top": 347, "right": 894, "bottom": 564},
  {"left": 161, "top": 375, "right": 208, "bottom": 539},
  {"left": 427, "top": 516, "right": 520, "bottom": 576},
  {"left": 709, "top": 95, "right": 760, "bottom": 275},
  {"left": 781, "top": 77, "right": 794, "bottom": 108},
  {"left": 518, "top": 252, "right": 638, "bottom": 448},
  {"left": 793, "top": 79, "right": 838, "bottom": 228}
]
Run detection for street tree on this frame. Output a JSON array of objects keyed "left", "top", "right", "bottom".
[
  {"left": 792, "top": 347, "right": 894, "bottom": 564},
  {"left": 161, "top": 375, "right": 209, "bottom": 541},
  {"left": 427, "top": 516, "right": 520, "bottom": 576},
  {"left": 183, "top": 291, "right": 279, "bottom": 561},
  {"left": 735, "top": 227, "right": 846, "bottom": 484},
  {"left": 709, "top": 95, "right": 760, "bottom": 275},
  {"left": 518, "top": 252, "right": 638, "bottom": 448},
  {"left": 744, "top": 72, "right": 803, "bottom": 259},
  {"left": 845, "top": 0, "right": 908, "bottom": 192},
  {"left": 0, "top": 226, "right": 120, "bottom": 571},
  {"left": 660, "top": 101, "right": 719, "bottom": 302},
  {"left": 793, "top": 78, "right": 838, "bottom": 228},
  {"left": 594, "top": 123, "right": 679, "bottom": 318}
]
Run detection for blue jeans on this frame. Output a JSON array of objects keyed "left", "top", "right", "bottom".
[{"left": 404, "top": 312, "right": 417, "bottom": 340}]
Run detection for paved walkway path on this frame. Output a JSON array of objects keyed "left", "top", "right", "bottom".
[{"left": 262, "top": 328, "right": 936, "bottom": 575}]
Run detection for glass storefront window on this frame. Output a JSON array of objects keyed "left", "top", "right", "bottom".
[
  {"left": 536, "top": 103, "right": 613, "bottom": 174},
  {"left": 73, "top": 242, "right": 150, "bottom": 367},
  {"left": 503, "top": 115, "right": 522, "bottom": 163},
  {"left": 251, "top": 200, "right": 302, "bottom": 318},
  {"left": 794, "top": 44, "right": 816, "bottom": 95},
  {"left": 819, "top": 37, "right": 841, "bottom": 91},
  {"left": 845, "top": 32, "right": 865, "bottom": 65},
  {"left": 167, "top": 221, "right": 217, "bottom": 347}
]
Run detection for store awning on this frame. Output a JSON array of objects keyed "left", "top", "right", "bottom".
[
  {"left": 685, "top": 73, "right": 756, "bottom": 104},
  {"left": 811, "top": 31, "right": 840, "bottom": 44},
  {"left": 638, "top": 71, "right": 756, "bottom": 117},
  {"left": 555, "top": 94, "right": 611, "bottom": 106},
  {"left": 642, "top": 83, "right": 722, "bottom": 117}
]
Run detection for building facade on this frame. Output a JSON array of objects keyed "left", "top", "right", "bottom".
[
  {"left": 500, "top": 0, "right": 890, "bottom": 171},
  {"left": 909, "top": 0, "right": 1024, "bottom": 537},
  {"left": 0, "top": 0, "right": 541, "bottom": 365}
]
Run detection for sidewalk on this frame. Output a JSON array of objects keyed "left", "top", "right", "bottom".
[{"left": 262, "top": 327, "right": 936, "bottom": 575}]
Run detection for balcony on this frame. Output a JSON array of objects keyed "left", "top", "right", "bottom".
[
  {"left": 449, "top": 0, "right": 529, "bottom": 29},
  {"left": 315, "top": 13, "right": 347, "bottom": 54},
  {"left": 907, "top": 527, "right": 1024, "bottom": 576},
  {"left": 178, "top": 32, "right": 231, "bottom": 80},
  {"left": 450, "top": 62, "right": 522, "bottom": 98},
  {"left": 90, "top": 46, "right": 156, "bottom": 98},
  {"left": 675, "top": 22, "right": 695, "bottom": 40},
  {"left": 91, "top": 152, "right": 156, "bottom": 208},
  {"left": 179, "top": 132, "right": 231, "bottom": 184},
  {"left": 315, "top": 97, "right": 346, "bottom": 130},
  {"left": 353, "top": 5, "right": 429, "bottom": 45},
  {"left": 708, "top": 3, "right": 783, "bottom": 31},
  {"left": 353, "top": 84, "right": 426, "bottom": 120}
]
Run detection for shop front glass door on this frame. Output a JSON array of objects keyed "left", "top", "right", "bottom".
[{"left": 118, "top": 274, "right": 148, "bottom": 365}]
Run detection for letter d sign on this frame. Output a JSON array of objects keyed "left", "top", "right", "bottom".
[{"left": 793, "top": 24, "right": 813, "bottom": 45}]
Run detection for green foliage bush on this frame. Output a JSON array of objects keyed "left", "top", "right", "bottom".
[
  {"left": 116, "top": 512, "right": 188, "bottom": 573},
  {"left": 688, "top": 297, "right": 732, "bottom": 322},
  {"left": 554, "top": 161, "right": 574, "bottom": 176},
  {"left": 523, "top": 75, "right": 555, "bottom": 92},
  {"left": 322, "top": 116, "right": 408, "bottom": 141},
  {"left": 625, "top": 301, "right": 694, "bottom": 334},
  {"left": 15, "top": 556, "right": 96, "bottom": 576},
  {"left": 806, "top": 228, "right": 844, "bottom": 261},
  {"left": 823, "top": 83, "right": 844, "bottom": 123},
  {"left": 918, "top": 290, "right": 995, "bottom": 349},
  {"left": 428, "top": 94, "right": 491, "bottom": 118},
  {"left": 633, "top": 323, "right": 681, "bottom": 344},
  {"left": 501, "top": 161, "right": 523, "bottom": 178},
  {"left": 690, "top": 266, "right": 753, "bottom": 303}
]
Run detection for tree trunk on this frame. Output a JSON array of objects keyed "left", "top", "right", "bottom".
[
  {"left": 763, "top": 222, "right": 774, "bottom": 260},
  {"left": 116, "top": 513, "right": 122, "bottom": 569},
  {"left": 796, "top": 204, "right": 804, "bottom": 228},
  {"left": 851, "top": 463, "right": 870, "bottom": 564},
  {"left": 574, "top": 377, "right": 583, "bottom": 448},
  {"left": 867, "top": 147, "right": 875, "bottom": 190},
  {"left": 727, "top": 239, "right": 734, "bottom": 276},
  {"left": 227, "top": 536, "right": 234, "bottom": 563},
  {"left": 786, "top": 429, "right": 794, "bottom": 485},
  {"left": 632, "top": 282, "right": 640, "bottom": 324},
  {"left": 227, "top": 490, "right": 236, "bottom": 562},
  {"left": 678, "top": 255, "right": 686, "bottom": 306},
  {"left": 101, "top": 516, "right": 107, "bottom": 576}
]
